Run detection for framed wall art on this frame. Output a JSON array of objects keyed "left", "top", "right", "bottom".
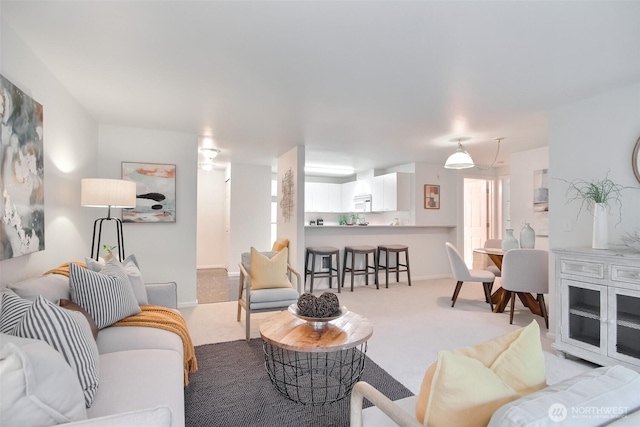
[
  {"left": 424, "top": 184, "right": 440, "bottom": 209},
  {"left": 533, "top": 168, "right": 549, "bottom": 236},
  {"left": 0, "top": 74, "right": 45, "bottom": 260},
  {"left": 121, "top": 162, "right": 176, "bottom": 223}
]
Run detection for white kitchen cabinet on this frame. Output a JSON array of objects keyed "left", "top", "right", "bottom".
[
  {"left": 354, "top": 178, "right": 371, "bottom": 196},
  {"left": 326, "top": 183, "right": 342, "bottom": 212},
  {"left": 371, "top": 176, "right": 384, "bottom": 211},
  {"left": 371, "top": 172, "right": 411, "bottom": 212},
  {"left": 553, "top": 248, "right": 640, "bottom": 371},
  {"left": 341, "top": 181, "right": 357, "bottom": 212},
  {"left": 305, "top": 182, "right": 342, "bottom": 212}
]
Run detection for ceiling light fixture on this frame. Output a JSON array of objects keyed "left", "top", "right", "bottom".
[
  {"left": 200, "top": 147, "right": 220, "bottom": 160},
  {"left": 199, "top": 161, "right": 214, "bottom": 172},
  {"left": 304, "top": 165, "right": 356, "bottom": 176},
  {"left": 475, "top": 137, "right": 504, "bottom": 170},
  {"left": 444, "top": 138, "right": 475, "bottom": 169}
]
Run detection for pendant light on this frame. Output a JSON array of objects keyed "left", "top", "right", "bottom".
[{"left": 444, "top": 139, "right": 475, "bottom": 169}]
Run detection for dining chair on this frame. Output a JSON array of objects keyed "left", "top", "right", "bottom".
[
  {"left": 499, "top": 249, "right": 549, "bottom": 328},
  {"left": 484, "top": 239, "right": 502, "bottom": 277},
  {"left": 445, "top": 242, "right": 495, "bottom": 311}
]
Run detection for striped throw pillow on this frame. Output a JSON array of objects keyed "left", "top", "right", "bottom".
[
  {"left": 69, "top": 263, "right": 141, "bottom": 329},
  {"left": 0, "top": 290, "right": 32, "bottom": 334},
  {"left": 14, "top": 296, "right": 100, "bottom": 407}
]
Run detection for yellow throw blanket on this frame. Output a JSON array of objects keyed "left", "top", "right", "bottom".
[
  {"left": 45, "top": 261, "right": 87, "bottom": 276},
  {"left": 113, "top": 305, "right": 198, "bottom": 385},
  {"left": 45, "top": 262, "right": 198, "bottom": 385}
]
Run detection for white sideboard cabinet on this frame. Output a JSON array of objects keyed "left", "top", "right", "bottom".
[{"left": 553, "top": 248, "right": 640, "bottom": 371}]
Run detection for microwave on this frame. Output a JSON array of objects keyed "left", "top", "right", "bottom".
[{"left": 353, "top": 194, "right": 372, "bottom": 212}]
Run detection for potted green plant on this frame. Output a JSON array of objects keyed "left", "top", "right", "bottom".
[
  {"left": 102, "top": 244, "right": 117, "bottom": 262},
  {"left": 561, "top": 172, "right": 630, "bottom": 249}
]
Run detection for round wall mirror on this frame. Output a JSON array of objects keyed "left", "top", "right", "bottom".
[{"left": 634, "top": 136, "right": 640, "bottom": 184}]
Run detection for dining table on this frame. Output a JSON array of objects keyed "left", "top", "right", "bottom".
[{"left": 473, "top": 248, "right": 542, "bottom": 315}]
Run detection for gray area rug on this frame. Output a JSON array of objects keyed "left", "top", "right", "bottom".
[{"left": 185, "top": 339, "right": 413, "bottom": 426}]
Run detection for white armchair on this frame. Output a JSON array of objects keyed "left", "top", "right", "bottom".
[
  {"left": 350, "top": 382, "right": 420, "bottom": 427},
  {"left": 237, "top": 249, "right": 302, "bottom": 342}
]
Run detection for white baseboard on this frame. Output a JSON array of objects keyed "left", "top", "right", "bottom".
[
  {"left": 178, "top": 300, "right": 198, "bottom": 308},
  {"left": 227, "top": 271, "right": 240, "bottom": 278}
]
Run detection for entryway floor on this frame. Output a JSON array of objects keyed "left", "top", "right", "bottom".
[{"left": 196, "top": 268, "right": 238, "bottom": 304}]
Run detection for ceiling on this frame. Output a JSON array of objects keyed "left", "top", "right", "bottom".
[{"left": 2, "top": 1, "right": 640, "bottom": 174}]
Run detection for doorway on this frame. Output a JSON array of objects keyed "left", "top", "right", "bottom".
[
  {"left": 196, "top": 168, "right": 232, "bottom": 304},
  {"left": 463, "top": 177, "right": 501, "bottom": 267}
]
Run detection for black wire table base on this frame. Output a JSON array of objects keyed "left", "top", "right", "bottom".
[{"left": 262, "top": 341, "right": 368, "bottom": 405}]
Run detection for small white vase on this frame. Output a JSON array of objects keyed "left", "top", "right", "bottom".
[
  {"left": 519, "top": 223, "right": 535, "bottom": 249},
  {"left": 592, "top": 203, "right": 609, "bottom": 249},
  {"left": 502, "top": 229, "right": 519, "bottom": 251}
]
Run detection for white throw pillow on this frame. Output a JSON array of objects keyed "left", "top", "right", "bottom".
[
  {"left": 69, "top": 262, "right": 141, "bottom": 329},
  {"left": 0, "top": 333, "right": 88, "bottom": 425},
  {"left": 8, "top": 273, "right": 71, "bottom": 302},
  {"left": 85, "top": 255, "right": 148, "bottom": 305},
  {"left": 13, "top": 296, "right": 100, "bottom": 407},
  {"left": 0, "top": 290, "right": 32, "bottom": 334}
]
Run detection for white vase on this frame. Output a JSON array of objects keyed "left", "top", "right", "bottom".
[
  {"left": 502, "top": 229, "right": 519, "bottom": 251},
  {"left": 593, "top": 203, "right": 609, "bottom": 249},
  {"left": 520, "top": 223, "right": 535, "bottom": 248}
]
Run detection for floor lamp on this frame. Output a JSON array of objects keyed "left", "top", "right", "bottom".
[{"left": 81, "top": 178, "right": 137, "bottom": 261}]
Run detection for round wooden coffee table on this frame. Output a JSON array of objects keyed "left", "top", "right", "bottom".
[{"left": 259, "top": 309, "right": 373, "bottom": 405}]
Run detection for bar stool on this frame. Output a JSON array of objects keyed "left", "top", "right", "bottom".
[
  {"left": 304, "top": 246, "right": 341, "bottom": 293},
  {"left": 342, "top": 245, "right": 378, "bottom": 292},
  {"left": 377, "top": 244, "right": 412, "bottom": 288}
]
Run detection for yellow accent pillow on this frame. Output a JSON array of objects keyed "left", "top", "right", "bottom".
[
  {"left": 250, "top": 247, "right": 292, "bottom": 290},
  {"left": 271, "top": 238, "right": 289, "bottom": 252},
  {"left": 415, "top": 320, "right": 546, "bottom": 427}
]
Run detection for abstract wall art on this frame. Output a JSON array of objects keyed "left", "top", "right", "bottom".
[
  {"left": 0, "top": 75, "right": 45, "bottom": 261},
  {"left": 533, "top": 168, "right": 549, "bottom": 236},
  {"left": 279, "top": 168, "right": 294, "bottom": 222},
  {"left": 424, "top": 184, "right": 440, "bottom": 209},
  {"left": 121, "top": 162, "right": 176, "bottom": 223}
]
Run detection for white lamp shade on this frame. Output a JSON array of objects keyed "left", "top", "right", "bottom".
[
  {"left": 444, "top": 148, "right": 475, "bottom": 169},
  {"left": 81, "top": 179, "right": 137, "bottom": 208}
]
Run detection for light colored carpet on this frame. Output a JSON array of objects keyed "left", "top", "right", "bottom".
[{"left": 180, "top": 277, "right": 592, "bottom": 394}]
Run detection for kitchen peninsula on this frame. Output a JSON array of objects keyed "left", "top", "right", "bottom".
[
  {"left": 303, "top": 167, "right": 458, "bottom": 287},
  {"left": 305, "top": 223, "right": 456, "bottom": 286}
]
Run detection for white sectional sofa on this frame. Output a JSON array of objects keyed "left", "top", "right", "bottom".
[
  {"left": 354, "top": 365, "right": 640, "bottom": 426},
  {"left": 0, "top": 271, "right": 186, "bottom": 427}
]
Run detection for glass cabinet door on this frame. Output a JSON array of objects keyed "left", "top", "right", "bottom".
[
  {"left": 561, "top": 279, "right": 607, "bottom": 354},
  {"left": 608, "top": 287, "right": 640, "bottom": 364}
]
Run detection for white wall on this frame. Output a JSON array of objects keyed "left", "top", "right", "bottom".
[
  {"left": 413, "top": 163, "right": 458, "bottom": 227},
  {"left": 1, "top": 22, "right": 98, "bottom": 285},
  {"left": 196, "top": 168, "right": 225, "bottom": 269},
  {"left": 510, "top": 146, "right": 549, "bottom": 251},
  {"left": 548, "top": 81, "right": 640, "bottom": 332},
  {"left": 227, "top": 163, "right": 272, "bottom": 275},
  {"left": 97, "top": 125, "right": 198, "bottom": 306},
  {"left": 550, "top": 83, "right": 640, "bottom": 249},
  {"left": 277, "top": 146, "right": 306, "bottom": 273}
]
